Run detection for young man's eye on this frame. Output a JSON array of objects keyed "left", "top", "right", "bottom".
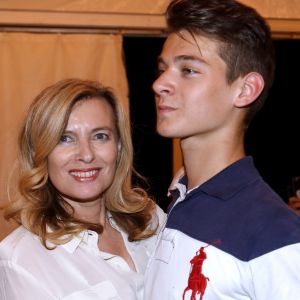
[
  {"left": 156, "top": 68, "right": 166, "bottom": 77},
  {"left": 182, "top": 68, "right": 198, "bottom": 75}
]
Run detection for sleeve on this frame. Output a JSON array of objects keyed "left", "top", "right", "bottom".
[
  {"left": 250, "top": 243, "right": 300, "bottom": 300},
  {"left": 0, "top": 261, "right": 56, "bottom": 300}
]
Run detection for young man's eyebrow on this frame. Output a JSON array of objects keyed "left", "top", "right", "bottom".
[
  {"left": 175, "top": 55, "right": 207, "bottom": 64},
  {"left": 157, "top": 55, "right": 207, "bottom": 65}
]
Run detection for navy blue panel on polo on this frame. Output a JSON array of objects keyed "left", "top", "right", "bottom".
[{"left": 167, "top": 156, "right": 300, "bottom": 261}]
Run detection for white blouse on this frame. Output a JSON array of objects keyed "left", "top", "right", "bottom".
[{"left": 0, "top": 207, "right": 166, "bottom": 300}]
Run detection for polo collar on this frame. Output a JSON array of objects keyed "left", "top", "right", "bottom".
[{"left": 178, "top": 156, "right": 261, "bottom": 201}]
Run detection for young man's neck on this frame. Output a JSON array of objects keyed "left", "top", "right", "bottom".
[{"left": 181, "top": 135, "right": 245, "bottom": 190}]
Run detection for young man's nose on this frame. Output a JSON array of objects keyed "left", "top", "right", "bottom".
[{"left": 152, "top": 72, "right": 174, "bottom": 96}]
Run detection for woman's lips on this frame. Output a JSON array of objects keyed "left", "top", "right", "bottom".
[{"left": 69, "top": 168, "right": 100, "bottom": 182}]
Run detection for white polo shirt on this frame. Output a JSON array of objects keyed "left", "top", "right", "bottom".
[
  {"left": 0, "top": 207, "right": 166, "bottom": 300},
  {"left": 144, "top": 157, "right": 300, "bottom": 300}
]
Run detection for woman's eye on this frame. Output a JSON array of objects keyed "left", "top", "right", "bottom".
[
  {"left": 59, "top": 134, "right": 72, "bottom": 143},
  {"left": 95, "top": 133, "right": 109, "bottom": 140}
]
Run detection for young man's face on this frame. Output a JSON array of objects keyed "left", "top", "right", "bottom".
[{"left": 153, "top": 31, "right": 242, "bottom": 140}]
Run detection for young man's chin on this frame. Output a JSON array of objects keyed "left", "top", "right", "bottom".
[{"left": 157, "top": 127, "right": 174, "bottom": 138}]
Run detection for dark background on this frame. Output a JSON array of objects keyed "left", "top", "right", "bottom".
[{"left": 123, "top": 37, "right": 300, "bottom": 212}]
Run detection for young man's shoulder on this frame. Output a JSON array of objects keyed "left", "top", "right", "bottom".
[{"left": 166, "top": 157, "right": 300, "bottom": 261}]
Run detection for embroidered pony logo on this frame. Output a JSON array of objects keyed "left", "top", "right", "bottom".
[{"left": 182, "top": 240, "right": 220, "bottom": 300}]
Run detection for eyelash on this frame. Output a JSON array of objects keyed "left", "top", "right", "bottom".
[
  {"left": 182, "top": 67, "right": 198, "bottom": 75},
  {"left": 156, "top": 68, "right": 165, "bottom": 77},
  {"left": 59, "top": 132, "right": 110, "bottom": 144},
  {"left": 59, "top": 134, "right": 72, "bottom": 143},
  {"left": 155, "top": 66, "right": 199, "bottom": 78},
  {"left": 94, "top": 133, "right": 109, "bottom": 140}
]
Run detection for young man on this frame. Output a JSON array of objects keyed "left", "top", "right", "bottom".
[{"left": 144, "top": 0, "right": 300, "bottom": 299}]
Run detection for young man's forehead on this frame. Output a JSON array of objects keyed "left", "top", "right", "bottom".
[
  {"left": 157, "top": 54, "right": 208, "bottom": 67},
  {"left": 159, "top": 32, "right": 222, "bottom": 65}
]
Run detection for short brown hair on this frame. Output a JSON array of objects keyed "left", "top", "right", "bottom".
[{"left": 166, "top": 0, "right": 275, "bottom": 124}]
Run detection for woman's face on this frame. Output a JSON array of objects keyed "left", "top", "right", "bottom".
[{"left": 47, "top": 98, "right": 119, "bottom": 205}]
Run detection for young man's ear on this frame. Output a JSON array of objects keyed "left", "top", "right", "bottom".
[{"left": 234, "top": 72, "right": 265, "bottom": 107}]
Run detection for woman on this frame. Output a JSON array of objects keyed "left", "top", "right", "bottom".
[{"left": 0, "top": 78, "right": 166, "bottom": 300}]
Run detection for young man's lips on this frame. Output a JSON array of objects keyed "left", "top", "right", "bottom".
[
  {"left": 69, "top": 168, "right": 100, "bottom": 182},
  {"left": 157, "top": 105, "right": 176, "bottom": 113}
]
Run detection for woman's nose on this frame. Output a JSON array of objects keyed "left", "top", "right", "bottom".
[{"left": 77, "top": 141, "right": 95, "bottom": 163}]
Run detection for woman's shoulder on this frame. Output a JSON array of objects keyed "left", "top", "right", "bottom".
[
  {"left": 152, "top": 204, "right": 167, "bottom": 232},
  {"left": 0, "top": 226, "right": 38, "bottom": 260},
  {"left": 155, "top": 204, "right": 167, "bottom": 228}
]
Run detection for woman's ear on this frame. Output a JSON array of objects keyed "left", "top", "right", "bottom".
[
  {"left": 234, "top": 72, "right": 265, "bottom": 108},
  {"left": 116, "top": 141, "right": 122, "bottom": 162},
  {"left": 117, "top": 142, "right": 122, "bottom": 157}
]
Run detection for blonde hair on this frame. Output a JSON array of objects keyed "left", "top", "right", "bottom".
[{"left": 4, "top": 79, "right": 156, "bottom": 248}]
